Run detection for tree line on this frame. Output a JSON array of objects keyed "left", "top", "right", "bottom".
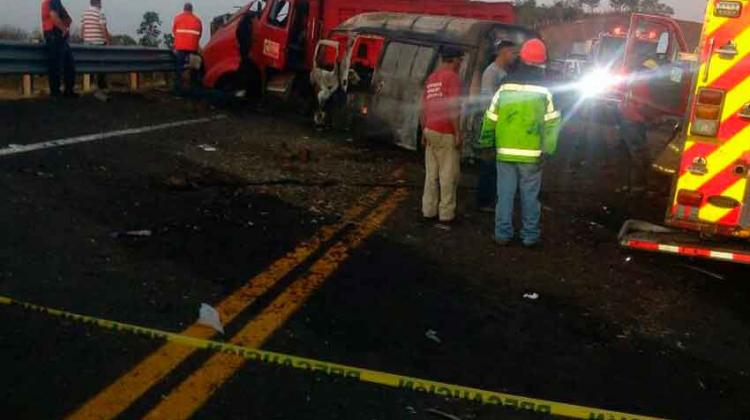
[
  {"left": 514, "top": 0, "right": 675, "bottom": 27},
  {"left": 2, "top": 3, "right": 678, "bottom": 44},
  {"left": 0, "top": 11, "right": 172, "bottom": 48}
]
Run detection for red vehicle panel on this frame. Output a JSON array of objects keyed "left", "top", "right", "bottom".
[{"left": 202, "top": 0, "right": 514, "bottom": 89}]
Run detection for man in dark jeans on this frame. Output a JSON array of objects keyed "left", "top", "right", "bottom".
[{"left": 41, "top": 0, "right": 76, "bottom": 97}]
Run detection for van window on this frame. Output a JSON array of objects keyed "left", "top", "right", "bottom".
[
  {"left": 268, "top": 0, "right": 290, "bottom": 27},
  {"left": 378, "top": 42, "right": 401, "bottom": 75},
  {"left": 410, "top": 46, "right": 436, "bottom": 82},
  {"left": 396, "top": 43, "right": 420, "bottom": 78}
]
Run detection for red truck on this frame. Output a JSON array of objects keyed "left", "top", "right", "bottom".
[{"left": 202, "top": 0, "right": 514, "bottom": 96}]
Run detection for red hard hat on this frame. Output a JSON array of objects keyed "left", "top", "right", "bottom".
[{"left": 520, "top": 38, "right": 547, "bottom": 66}]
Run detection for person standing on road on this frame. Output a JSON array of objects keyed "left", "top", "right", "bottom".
[
  {"left": 421, "top": 46, "right": 465, "bottom": 224},
  {"left": 476, "top": 40, "right": 516, "bottom": 213},
  {"left": 80, "top": 0, "right": 110, "bottom": 91},
  {"left": 41, "top": 0, "right": 76, "bottom": 97},
  {"left": 172, "top": 2, "right": 203, "bottom": 94},
  {"left": 479, "top": 39, "right": 561, "bottom": 247}
]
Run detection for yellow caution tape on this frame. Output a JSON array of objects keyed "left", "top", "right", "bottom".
[{"left": 0, "top": 295, "right": 667, "bottom": 420}]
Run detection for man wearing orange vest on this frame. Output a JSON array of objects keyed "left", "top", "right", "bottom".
[
  {"left": 41, "top": 0, "right": 76, "bottom": 97},
  {"left": 172, "top": 2, "right": 203, "bottom": 93}
]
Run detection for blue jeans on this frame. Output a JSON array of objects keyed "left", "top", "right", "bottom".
[{"left": 495, "top": 161, "right": 542, "bottom": 244}]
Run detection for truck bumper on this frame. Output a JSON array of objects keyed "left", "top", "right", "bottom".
[{"left": 619, "top": 220, "right": 750, "bottom": 264}]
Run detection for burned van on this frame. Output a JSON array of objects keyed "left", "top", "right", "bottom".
[{"left": 311, "top": 12, "right": 538, "bottom": 154}]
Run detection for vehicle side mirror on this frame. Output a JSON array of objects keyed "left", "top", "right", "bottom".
[{"left": 657, "top": 32, "right": 670, "bottom": 55}]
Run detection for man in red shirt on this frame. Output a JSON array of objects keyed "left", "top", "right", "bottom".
[{"left": 421, "top": 46, "right": 464, "bottom": 223}]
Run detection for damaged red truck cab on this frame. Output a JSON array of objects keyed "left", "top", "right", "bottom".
[{"left": 202, "top": 0, "right": 515, "bottom": 94}]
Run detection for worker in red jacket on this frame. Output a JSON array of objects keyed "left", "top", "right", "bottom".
[{"left": 172, "top": 2, "right": 203, "bottom": 93}]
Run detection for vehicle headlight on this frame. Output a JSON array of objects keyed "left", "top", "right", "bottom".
[{"left": 578, "top": 69, "right": 622, "bottom": 98}]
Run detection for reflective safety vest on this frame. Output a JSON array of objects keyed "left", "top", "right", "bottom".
[
  {"left": 41, "top": 0, "right": 55, "bottom": 32},
  {"left": 173, "top": 12, "right": 203, "bottom": 52},
  {"left": 479, "top": 83, "right": 562, "bottom": 164}
]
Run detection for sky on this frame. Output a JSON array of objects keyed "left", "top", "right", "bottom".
[{"left": 0, "top": 0, "right": 706, "bottom": 45}]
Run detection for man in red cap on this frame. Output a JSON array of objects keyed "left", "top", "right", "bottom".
[{"left": 478, "top": 39, "right": 561, "bottom": 247}]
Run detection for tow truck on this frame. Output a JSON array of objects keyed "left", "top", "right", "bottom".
[
  {"left": 576, "top": 22, "right": 688, "bottom": 113},
  {"left": 619, "top": 1, "right": 750, "bottom": 264}
]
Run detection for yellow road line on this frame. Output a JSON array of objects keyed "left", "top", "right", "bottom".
[
  {"left": 67, "top": 187, "right": 387, "bottom": 420},
  {"left": 1, "top": 293, "right": 665, "bottom": 420},
  {"left": 143, "top": 188, "right": 408, "bottom": 420}
]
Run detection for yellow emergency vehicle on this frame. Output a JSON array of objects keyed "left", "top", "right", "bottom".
[{"left": 620, "top": 0, "right": 750, "bottom": 264}]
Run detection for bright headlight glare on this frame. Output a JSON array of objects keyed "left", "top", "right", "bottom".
[{"left": 578, "top": 70, "right": 621, "bottom": 98}]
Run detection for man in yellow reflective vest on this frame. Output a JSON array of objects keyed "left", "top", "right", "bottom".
[{"left": 479, "top": 39, "right": 562, "bottom": 247}]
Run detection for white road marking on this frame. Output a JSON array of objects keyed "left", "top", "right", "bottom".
[{"left": 0, "top": 115, "right": 226, "bottom": 157}]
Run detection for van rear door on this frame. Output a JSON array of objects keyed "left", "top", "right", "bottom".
[{"left": 369, "top": 41, "right": 438, "bottom": 149}]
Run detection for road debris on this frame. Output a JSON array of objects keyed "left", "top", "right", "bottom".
[
  {"left": 680, "top": 264, "right": 725, "bottom": 281},
  {"left": 197, "top": 144, "right": 218, "bottom": 152},
  {"left": 426, "top": 408, "right": 462, "bottom": 420},
  {"left": 523, "top": 292, "right": 539, "bottom": 301},
  {"left": 110, "top": 230, "right": 152, "bottom": 238},
  {"left": 624, "top": 256, "right": 633, "bottom": 263},
  {"left": 93, "top": 91, "right": 109, "bottom": 102},
  {"left": 425, "top": 329, "right": 442, "bottom": 344},
  {"left": 197, "top": 303, "right": 224, "bottom": 334},
  {"left": 405, "top": 406, "right": 417, "bottom": 415}
]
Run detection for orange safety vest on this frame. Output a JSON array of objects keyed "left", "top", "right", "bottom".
[
  {"left": 41, "top": 0, "right": 54, "bottom": 32},
  {"left": 173, "top": 12, "right": 202, "bottom": 52}
]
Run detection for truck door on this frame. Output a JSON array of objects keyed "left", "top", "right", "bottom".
[
  {"left": 369, "top": 42, "right": 438, "bottom": 150},
  {"left": 258, "top": 0, "right": 294, "bottom": 70},
  {"left": 622, "top": 14, "right": 693, "bottom": 117}
]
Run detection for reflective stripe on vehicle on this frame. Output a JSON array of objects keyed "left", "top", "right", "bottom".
[
  {"left": 497, "top": 148, "right": 542, "bottom": 157},
  {"left": 623, "top": 239, "right": 750, "bottom": 265}
]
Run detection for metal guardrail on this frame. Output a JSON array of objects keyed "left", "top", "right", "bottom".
[{"left": 0, "top": 41, "right": 176, "bottom": 75}]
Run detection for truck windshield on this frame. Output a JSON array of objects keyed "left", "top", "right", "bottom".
[{"left": 596, "top": 37, "right": 657, "bottom": 68}]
